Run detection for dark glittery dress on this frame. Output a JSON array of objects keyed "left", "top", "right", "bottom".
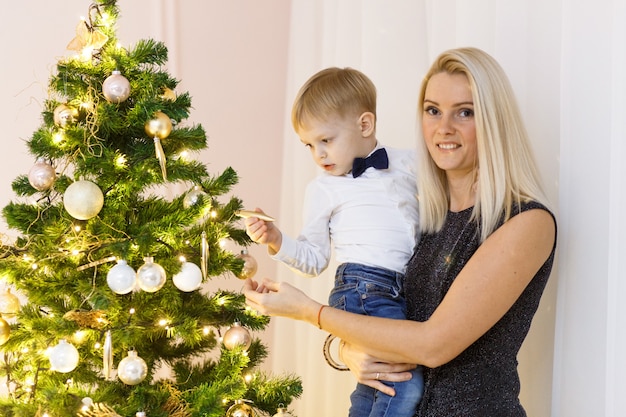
[{"left": 404, "top": 201, "right": 556, "bottom": 417}]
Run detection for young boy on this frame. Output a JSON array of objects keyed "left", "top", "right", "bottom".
[{"left": 244, "top": 67, "right": 422, "bottom": 417}]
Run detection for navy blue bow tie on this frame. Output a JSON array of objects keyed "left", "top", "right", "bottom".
[{"left": 351, "top": 148, "right": 389, "bottom": 178}]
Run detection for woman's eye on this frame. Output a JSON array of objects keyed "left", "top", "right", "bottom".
[
  {"left": 458, "top": 109, "right": 474, "bottom": 118},
  {"left": 424, "top": 106, "right": 439, "bottom": 116}
]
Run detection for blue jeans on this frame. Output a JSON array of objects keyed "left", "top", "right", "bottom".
[{"left": 329, "top": 263, "right": 423, "bottom": 417}]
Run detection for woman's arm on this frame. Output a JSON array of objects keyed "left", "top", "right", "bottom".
[{"left": 244, "top": 208, "right": 555, "bottom": 368}]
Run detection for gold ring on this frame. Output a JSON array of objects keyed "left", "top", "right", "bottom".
[{"left": 376, "top": 372, "right": 380, "bottom": 380}]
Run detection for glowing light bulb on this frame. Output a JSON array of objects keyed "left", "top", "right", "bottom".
[{"left": 53, "top": 131, "right": 65, "bottom": 144}]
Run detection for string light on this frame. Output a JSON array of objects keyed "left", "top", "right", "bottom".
[
  {"left": 115, "top": 154, "right": 127, "bottom": 168},
  {"left": 52, "top": 131, "right": 65, "bottom": 144}
]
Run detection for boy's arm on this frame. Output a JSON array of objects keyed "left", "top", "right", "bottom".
[{"left": 244, "top": 208, "right": 283, "bottom": 254}]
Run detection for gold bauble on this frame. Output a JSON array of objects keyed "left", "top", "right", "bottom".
[
  {"left": 144, "top": 111, "right": 172, "bottom": 139},
  {"left": 223, "top": 322, "right": 252, "bottom": 351},
  {"left": 226, "top": 400, "right": 255, "bottom": 417},
  {"left": 235, "top": 250, "right": 258, "bottom": 279},
  {"left": 161, "top": 87, "right": 176, "bottom": 101},
  {"left": 0, "top": 288, "right": 20, "bottom": 319},
  {"left": 53, "top": 104, "right": 79, "bottom": 128},
  {"left": 0, "top": 317, "right": 10, "bottom": 345}
]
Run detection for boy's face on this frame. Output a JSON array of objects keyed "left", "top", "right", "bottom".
[{"left": 298, "top": 113, "right": 374, "bottom": 176}]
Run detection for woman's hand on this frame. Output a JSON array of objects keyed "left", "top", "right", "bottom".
[
  {"left": 340, "top": 340, "right": 416, "bottom": 396},
  {"left": 243, "top": 278, "right": 320, "bottom": 323}
]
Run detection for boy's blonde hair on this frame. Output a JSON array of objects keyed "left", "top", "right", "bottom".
[
  {"left": 417, "top": 47, "right": 549, "bottom": 242},
  {"left": 291, "top": 67, "right": 377, "bottom": 132}
]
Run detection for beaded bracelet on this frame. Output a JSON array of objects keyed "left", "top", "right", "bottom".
[{"left": 322, "top": 334, "right": 349, "bottom": 371}]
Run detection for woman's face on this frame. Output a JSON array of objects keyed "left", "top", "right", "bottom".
[{"left": 421, "top": 72, "right": 477, "bottom": 178}]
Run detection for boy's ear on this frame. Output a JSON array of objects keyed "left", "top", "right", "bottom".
[{"left": 358, "top": 112, "right": 376, "bottom": 137}]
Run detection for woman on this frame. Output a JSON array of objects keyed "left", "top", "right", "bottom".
[{"left": 244, "top": 47, "right": 557, "bottom": 416}]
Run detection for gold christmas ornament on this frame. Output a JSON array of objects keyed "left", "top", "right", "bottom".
[
  {"left": 0, "top": 288, "right": 20, "bottom": 318},
  {"left": 63, "top": 180, "right": 104, "bottom": 220},
  {"left": 201, "top": 231, "right": 209, "bottom": 280},
  {"left": 0, "top": 316, "right": 10, "bottom": 345},
  {"left": 67, "top": 19, "right": 108, "bottom": 52},
  {"left": 102, "top": 70, "right": 131, "bottom": 103},
  {"left": 144, "top": 111, "right": 172, "bottom": 140},
  {"left": 161, "top": 87, "right": 176, "bottom": 101},
  {"left": 145, "top": 111, "right": 172, "bottom": 181},
  {"left": 236, "top": 250, "right": 258, "bottom": 279},
  {"left": 226, "top": 400, "right": 256, "bottom": 417},
  {"left": 28, "top": 158, "right": 57, "bottom": 191},
  {"left": 223, "top": 322, "right": 252, "bottom": 351},
  {"left": 53, "top": 104, "right": 79, "bottom": 128},
  {"left": 63, "top": 309, "right": 109, "bottom": 330}
]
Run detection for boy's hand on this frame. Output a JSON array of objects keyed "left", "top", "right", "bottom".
[{"left": 244, "top": 208, "right": 282, "bottom": 254}]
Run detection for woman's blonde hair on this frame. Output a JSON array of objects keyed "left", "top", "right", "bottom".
[
  {"left": 417, "top": 47, "right": 549, "bottom": 241},
  {"left": 291, "top": 67, "right": 377, "bottom": 132}
]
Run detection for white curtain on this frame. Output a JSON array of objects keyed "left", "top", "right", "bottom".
[{"left": 272, "top": 1, "right": 626, "bottom": 416}]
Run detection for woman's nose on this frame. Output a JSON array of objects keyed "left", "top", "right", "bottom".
[{"left": 437, "top": 114, "right": 455, "bottom": 135}]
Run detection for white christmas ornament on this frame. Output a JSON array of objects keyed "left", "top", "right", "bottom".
[
  {"left": 172, "top": 261, "right": 202, "bottom": 292},
  {"left": 63, "top": 180, "right": 104, "bottom": 220},
  {"left": 107, "top": 259, "right": 137, "bottom": 294},
  {"left": 136, "top": 257, "right": 166, "bottom": 292},
  {"left": 117, "top": 350, "right": 148, "bottom": 385},
  {"left": 28, "top": 159, "right": 56, "bottom": 191},
  {"left": 49, "top": 339, "right": 80, "bottom": 373},
  {"left": 102, "top": 70, "right": 131, "bottom": 103}
]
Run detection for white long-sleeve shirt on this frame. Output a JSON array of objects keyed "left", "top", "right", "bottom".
[{"left": 272, "top": 146, "right": 419, "bottom": 276}]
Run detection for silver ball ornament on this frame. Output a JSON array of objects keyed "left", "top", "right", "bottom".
[
  {"left": 144, "top": 111, "right": 172, "bottom": 139},
  {"left": 107, "top": 259, "right": 137, "bottom": 295},
  {"left": 53, "top": 104, "right": 79, "bottom": 128},
  {"left": 117, "top": 350, "right": 148, "bottom": 385},
  {"left": 49, "top": 339, "right": 79, "bottom": 373},
  {"left": 136, "top": 257, "right": 167, "bottom": 292},
  {"left": 172, "top": 261, "right": 202, "bottom": 292},
  {"left": 28, "top": 159, "right": 56, "bottom": 191},
  {"left": 102, "top": 70, "right": 131, "bottom": 103},
  {"left": 273, "top": 408, "right": 294, "bottom": 417},
  {"left": 223, "top": 322, "right": 252, "bottom": 351},
  {"left": 63, "top": 180, "right": 104, "bottom": 220},
  {"left": 183, "top": 185, "right": 208, "bottom": 208}
]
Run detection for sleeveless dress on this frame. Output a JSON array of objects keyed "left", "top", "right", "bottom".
[{"left": 404, "top": 201, "right": 557, "bottom": 417}]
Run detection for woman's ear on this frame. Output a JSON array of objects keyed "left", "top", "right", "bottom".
[{"left": 358, "top": 112, "right": 376, "bottom": 137}]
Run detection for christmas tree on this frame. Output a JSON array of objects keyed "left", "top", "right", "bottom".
[{"left": 0, "top": 1, "right": 301, "bottom": 416}]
